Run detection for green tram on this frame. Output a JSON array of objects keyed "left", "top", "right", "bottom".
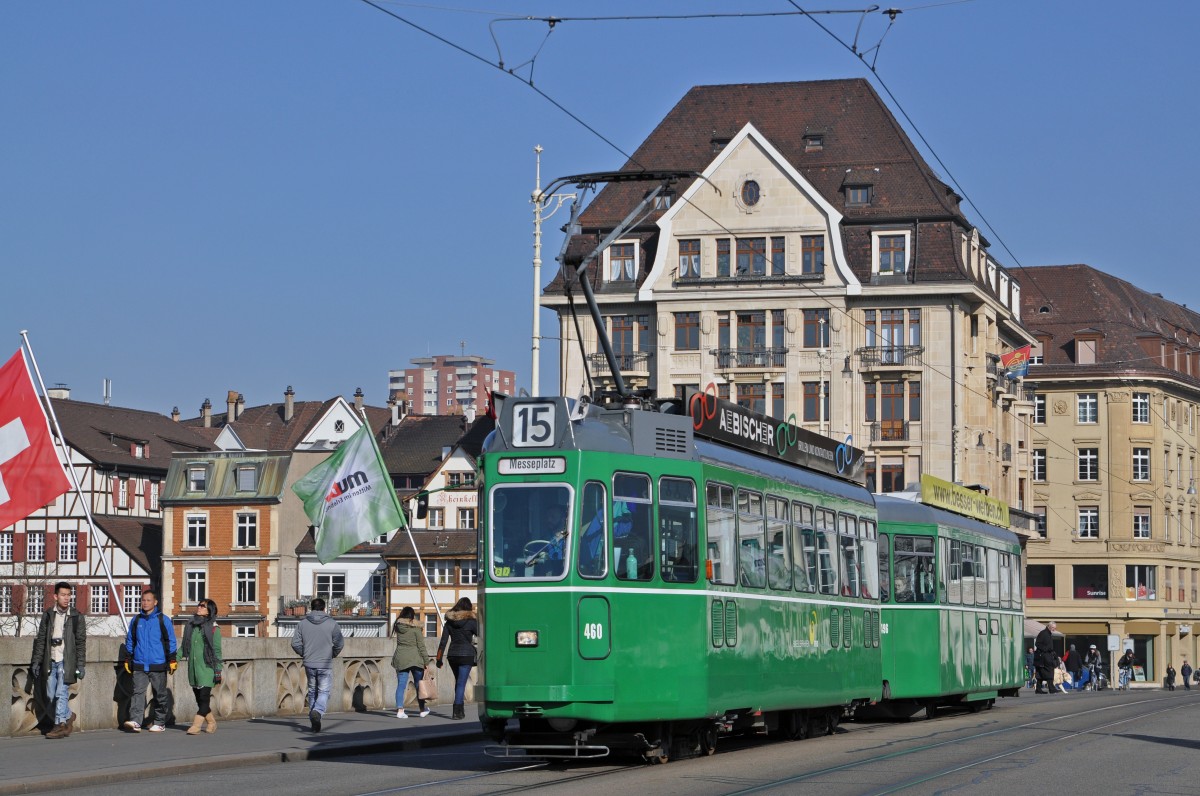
[{"left": 476, "top": 392, "right": 1023, "bottom": 761}]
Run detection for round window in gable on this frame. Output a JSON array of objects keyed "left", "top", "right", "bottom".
[{"left": 740, "top": 180, "right": 761, "bottom": 207}]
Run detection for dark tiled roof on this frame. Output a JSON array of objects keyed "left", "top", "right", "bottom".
[
  {"left": 182, "top": 399, "right": 391, "bottom": 451},
  {"left": 378, "top": 415, "right": 469, "bottom": 477},
  {"left": 49, "top": 399, "right": 213, "bottom": 473},
  {"left": 1019, "top": 264, "right": 1200, "bottom": 377},
  {"left": 382, "top": 529, "right": 477, "bottom": 558},
  {"left": 456, "top": 416, "right": 496, "bottom": 461},
  {"left": 93, "top": 514, "right": 162, "bottom": 577},
  {"left": 294, "top": 528, "right": 389, "bottom": 557}
]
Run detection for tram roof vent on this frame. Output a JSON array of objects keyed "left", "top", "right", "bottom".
[{"left": 629, "top": 411, "right": 693, "bottom": 460}]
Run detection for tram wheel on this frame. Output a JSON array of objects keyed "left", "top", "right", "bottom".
[
  {"left": 699, "top": 724, "right": 718, "bottom": 756},
  {"left": 924, "top": 702, "right": 940, "bottom": 720},
  {"left": 785, "top": 711, "right": 808, "bottom": 741},
  {"left": 967, "top": 702, "right": 985, "bottom": 714},
  {"left": 826, "top": 710, "right": 841, "bottom": 735}
]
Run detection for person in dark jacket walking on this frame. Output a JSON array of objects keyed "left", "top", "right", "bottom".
[
  {"left": 123, "top": 589, "right": 178, "bottom": 732},
  {"left": 1166, "top": 662, "right": 1177, "bottom": 690},
  {"left": 1033, "top": 621, "right": 1057, "bottom": 694},
  {"left": 436, "top": 597, "right": 478, "bottom": 719},
  {"left": 1182, "top": 659, "right": 1193, "bottom": 691},
  {"left": 180, "top": 599, "right": 223, "bottom": 735},
  {"left": 31, "top": 581, "right": 86, "bottom": 739},
  {"left": 391, "top": 607, "right": 431, "bottom": 718},
  {"left": 291, "top": 597, "right": 344, "bottom": 733},
  {"left": 1064, "top": 643, "right": 1084, "bottom": 689}
]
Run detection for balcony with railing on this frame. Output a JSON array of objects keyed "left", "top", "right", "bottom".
[
  {"left": 711, "top": 347, "right": 789, "bottom": 369},
  {"left": 586, "top": 351, "right": 653, "bottom": 377},
  {"left": 870, "top": 420, "right": 911, "bottom": 442},
  {"left": 856, "top": 345, "right": 923, "bottom": 369}
]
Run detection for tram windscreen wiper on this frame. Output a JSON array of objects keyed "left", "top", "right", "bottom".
[{"left": 524, "top": 529, "right": 569, "bottom": 567}]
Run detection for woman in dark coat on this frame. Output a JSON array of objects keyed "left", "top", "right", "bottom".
[
  {"left": 436, "top": 597, "right": 478, "bottom": 720},
  {"left": 391, "top": 607, "right": 432, "bottom": 718},
  {"left": 181, "top": 599, "right": 222, "bottom": 734},
  {"left": 1034, "top": 621, "right": 1057, "bottom": 694}
]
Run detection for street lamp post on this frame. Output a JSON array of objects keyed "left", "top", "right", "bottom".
[{"left": 530, "top": 145, "right": 575, "bottom": 396}]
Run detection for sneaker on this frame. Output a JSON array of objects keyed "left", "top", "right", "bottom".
[
  {"left": 123, "top": 721, "right": 142, "bottom": 733},
  {"left": 309, "top": 709, "right": 322, "bottom": 733},
  {"left": 148, "top": 724, "right": 166, "bottom": 732},
  {"left": 396, "top": 709, "right": 408, "bottom": 719},
  {"left": 418, "top": 709, "right": 430, "bottom": 718}
]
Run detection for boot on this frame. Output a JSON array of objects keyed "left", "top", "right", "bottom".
[
  {"left": 204, "top": 712, "right": 217, "bottom": 734},
  {"left": 186, "top": 715, "right": 206, "bottom": 735},
  {"left": 61, "top": 712, "right": 76, "bottom": 738},
  {"left": 46, "top": 723, "right": 66, "bottom": 739},
  {"left": 452, "top": 703, "right": 465, "bottom": 720}
]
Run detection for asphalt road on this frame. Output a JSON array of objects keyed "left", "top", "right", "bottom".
[{"left": 57, "top": 689, "right": 1200, "bottom": 796}]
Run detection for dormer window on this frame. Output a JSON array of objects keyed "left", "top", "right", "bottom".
[
  {"left": 607, "top": 242, "right": 636, "bottom": 282},
  {"left": 236, "top": 465, "right": 258, "bottom": 492},
  {"left": 872, "top": 231, "right": 910, "bottom": 276},
  {"left": 188, "top": 466, "right": 208, "bottom": 492},
  {"left": 1075, "top": 335, "right": 1099, "bottom": 365},
  {"left": 846, "top": 185, "right": 872, "bottom": 206},
  {"left": 804, "top": 134, "right": 824, "bottom": 151},
  {"left": 653, "top": 193, "right": 673, "bottom": 210}
]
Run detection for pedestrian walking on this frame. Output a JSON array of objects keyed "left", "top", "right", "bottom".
[
  {"left": 1034, "top": 621, "right": 1057, "bottom": 694},
  {"left": 180, "top": 598, "right": 222, "bottom": 735},
  {"left": 123, "top": 589, "right": 178, "bottom": 732},
  {"left": 291, "top": 597, "right": 344, "bottom": 733},
  {"left": 1182, "top": 659, "right": 1193, "bottom": 691},
  {"left": 30, "top": 581, "right": 86, "bottom": 739},
  {"left": 391, "top": 607, "right": 432, "bottom": 718},
  {"left": 436, "top": 597, "right": 478, "bottom": 720},
  {"left": 1166, "top": 663, "right": 1177, "bottom": 691}
]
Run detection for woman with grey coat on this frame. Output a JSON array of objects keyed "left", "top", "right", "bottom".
[{"left": 391, "top": 607, "right": 432, "bottom": 718}]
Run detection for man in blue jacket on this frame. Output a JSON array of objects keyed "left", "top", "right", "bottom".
[{"left": 123, "top": 589, "right": 178, "bottom": 732}]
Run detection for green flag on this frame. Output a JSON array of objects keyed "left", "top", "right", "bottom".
[{"left": 292, "top": 423, "right": 405, "bottom": 564}]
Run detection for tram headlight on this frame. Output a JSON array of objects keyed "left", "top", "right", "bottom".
[{"left": 516, "top": 630, "right": 539, "bottom": 647}]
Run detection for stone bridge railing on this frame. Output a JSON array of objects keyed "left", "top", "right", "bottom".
[{"left": 1, "top": 636, "right": 469, "bottom": 737}]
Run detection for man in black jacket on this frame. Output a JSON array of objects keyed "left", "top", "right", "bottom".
[
  {"left": 31, "top": 582, "right": 87, "bottom": 739},
  {"left": 1033, "top": 621, "right": 1057, "bottom": 694}
]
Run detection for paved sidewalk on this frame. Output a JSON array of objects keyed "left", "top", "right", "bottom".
[{"left": 0, "top": 707, "right": 484, "bottom": 795}]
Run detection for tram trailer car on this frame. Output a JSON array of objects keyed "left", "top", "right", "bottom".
[{"left": 476, "top": 394, "right": 1023, "bottom": 761}]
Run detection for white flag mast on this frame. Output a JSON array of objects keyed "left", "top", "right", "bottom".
[{"left": 19, "top": 331, "right": 127, "bottom": 627}]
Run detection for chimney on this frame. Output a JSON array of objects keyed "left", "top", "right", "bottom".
[
  {"left": 226, "top": 390, "right": 238, "bottom": 424},
  {"left": 201, "top": 398, "right": 212, "bottom": 428},
  {"left": 388, "top": 398, "right": 400, "bottom": 427},
  {"left": 354, "top": 387, "right": 364, "bottom": 412},
  {"left": 464, "top": 405, "right": 477, "bottom": 424},
  {"left": 284, "top": 385, "right": 295, "bottom": 422},
  {"left": 46, "top": 384, "right": 71, "bottom": 400},
  {"left": 171, "top": 406, "right": 180, "bottom": 423},
  {"left": 236, "top": 393, "right": 245, "bottom": 419}
]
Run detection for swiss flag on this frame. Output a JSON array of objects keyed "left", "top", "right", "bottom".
[{"left": 0, "top": 350, "right": 70, "bottom": 530}]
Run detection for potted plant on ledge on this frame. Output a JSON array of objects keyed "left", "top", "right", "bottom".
[{"left": 339, "top": 596, "right": 361, "bottom": 616}]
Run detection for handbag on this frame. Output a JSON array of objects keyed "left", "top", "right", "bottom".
[{"left": 418, "top": 666, "right": 437, "bottom": 701}]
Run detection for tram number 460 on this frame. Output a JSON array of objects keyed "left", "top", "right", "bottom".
[{"left": 582, "top": 623, "right": 605, "bottom": 640}]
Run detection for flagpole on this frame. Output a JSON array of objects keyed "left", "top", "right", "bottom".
[{"left": 19, "top": 331, "right": 127, "bottom": 628}]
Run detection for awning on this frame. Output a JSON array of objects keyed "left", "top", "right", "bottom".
[
  {"left": 1125, "top": 620, "right": 1161, "bottom": 635},
  {"left": 1025, "top": 618, "right": 1064, "bottom": 637}
]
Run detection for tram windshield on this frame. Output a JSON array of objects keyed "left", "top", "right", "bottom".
[{"left": 490, "top": 484, "right": 571, "bottom": 580}]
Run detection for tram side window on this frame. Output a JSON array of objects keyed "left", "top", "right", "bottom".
[
  {"left": 959, "top": 542, "right": 977, "bottom": 606},
  {"left": 1010, "top": 555, "right": 1023, "bottom": 610},
  {"left": 878, "top": 532, "right": 891, "bottom": 602},
  {"left": 893, "top": 535, "right": 935, "bottom": 603},
  {"left": 738, "top": 489, "right": 766, "bottom": 588},
  {"left": 860, "top": 519, "right": 879, "bottom": 600},
  {"left": 817, "top": 508, "right": 839, "bottom": 595},
  {"left": 613, "top": 473, "right": 653, "bottom": 581},
  {"left": 791, "top": 502, "right": 818, "bottom": 593},
  {"left": 938, "top": 538, "right": 949, "bottom": 604},
  {"left": 974, "top": 545, "right": 988, "bottom": 605},
  {"left": 947, "top": 539, "right": 962, "bottom": 604},
  {"left": 838, "top": 514, "right": 860, "bottom": 597},
  {"left": 999, "top": 552, "right": 1012, "bottom": 608},
  {"left": 767, "top": 497, "right": 791, "bottom": 590},
  {"left": 706, "top": 483, "right": 736, "bottom": 585},
  {"left": 660, "top": 476, "right": 698, "bottom": 583},
  {"left": 987, "top": 547, "right": 1001, "bottom": 607},
  {"left": 577, "top": 481, "right": 607, "bottom": 579}
]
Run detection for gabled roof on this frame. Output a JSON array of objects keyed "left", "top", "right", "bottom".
[
  {"left": 1020, "top": 264, "right": 1200, "bottom": 374},
  {"left": 49, "top": 399, "right": 213, "bottom": 473},
  {"left": 382, "top": 529, "right": 477, "bottom": 558},
  {"left": 379, "top": 415, "right": 470, "bottom": 477},
  {"left": 182, "top": 398, "right": 391, "bottom": 451},
  {"left": 294, "top": 528, "right": 389, "bottom": 558},
  {"left": 93, "top": 514, "right": 162, "bottom": 577},
  {"left": 456, "top": 415, "right": 496, "bottom": 461},
  {"left": 160, "top": 451, "right": 292, "bottom": 504}
]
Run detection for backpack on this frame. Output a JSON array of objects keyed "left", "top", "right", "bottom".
[{"left": 129, "top": 611, "right": 171, "bottom": 656}]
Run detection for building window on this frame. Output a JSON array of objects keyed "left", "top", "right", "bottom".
[
  {"left": 396, "top": 560, "right": 420, "bottom": 585},
  {"left": 878, "top": 234, "right": 906, "bottom": 274},
  {"left": 123, "top": 586, "right": 140, "bottom": 616},
  {"left": 236, "top": 513, "right": 258, "bottom": 548},
  {"left": 847, "top": 185, "right": 871, "bottom": 205},
  {"left": 0, "top": 532, "right": 11, "bottom": 562},
  {"left": 27, "top": 532, "right": 45, "bottom": 562},
  {"left": 458, "top": 508, "right": 476, "bottom": 529},
  {"left": 188, "top": 466, "right": 207, "bottom": 492},
  {"left": 674, "top": 312, "right": 700, "bottom": 350},
  {"left": 430, "top": 560, "right": 455, "bottom": 585},
  {"left": 370, "top": 574, "right": 385, "bottom": 605},
  {"left": 737, "top": 383, "right": 766, "bottom": 414},
  {"left": 1132, "top": 448, "right": 1151, "bottom": 481},
  {"left": 1126, "top": 565, "right": 1156, "bottom": 600},
  {"left": 148, "top": 481, "right": 160, "bottom": 511},
  {"left": 717, "top": 239, "right": 730, "bottom": 277},
  {"left": 1077, "top": 448, "right": 1099, "bottom": 481},
  {"left": 608, "top": 242, "right": 635, "bottom": 281},
  {"left": 909, "top": 380, "right": 921, "bottom": 422},
  {"left": 185, "top": 570, "right": 206, "bottom": 603},
  {"left": 880, "top": 460, "right": 905, "bottom": 492},
  {"left": 1032, "top": 449, "right": 1047, "bottom": 482},
  {"left": 0, "top": 586, "right": 11, "bottom": 614},
  {"left": 427, "top": 508, "right": 444, "bottom": 529},
  {"left": 678, "top": 239, "right": 700, "bottom": 278},
  {"left": 803, "top": 382, "right": 828, "bottom": 423},
  {"left": 116, "top": 478, "right": 129, "bottom": 509},
  {"left": 186, "top": 515, "right": 208, "bottom": 549},
  {"left": 233, "top": 624, "right": 257, "bottom": 638},
  {"left": 1073, "top": 565, "right": 1108, "bottom": 599},
  {"left": 736, "top": 311, "right": 766, "bottom": 357},
  {"left": 740, "top": 180, "right": 761, "bottom": 207},
  {"left": 736, "top": 238, "right": 766, "bottom": 275},
  {"left": 772, "top": 382, "right": 784, "bottom": 420},
  {"left": 235, "top": 570, "right": 257, "bottom": 604},
  {"left": 315, "top": 573, "right": 346, "bottom": 599},
  {"left": 424, "top": 613, "right": 438, "bottom": 637},
  {"left": 24, "top": 588, "right": 41, "bottom": 614},
  {"left": 1133, "top": 509, "right": 1151, "bottom": 540},
  {"left": 236, "top": 466, "right": 258, "bottom": 492},
  {"left": 803, "top": 309, "right": 830, "bottom": 348},
  {"left": 1078, "top": 506, "right": 1100, "bottom": 539},
  {"left": 1027, "top": 564, "right": 1054, "bottom": 599},
  {"left": 771, "top": 236, "right": 786, "bottom": 275},
  {"left": 1132, "top": 392, "right": 1150, "bottom": 423},
  {"left": 804, "top": 134, "right": 824, "bottom": 151},
  {"left": 1077, "top": 393, "right": 1098, "bottom": 423},
  {"left": 1034, "top": 507, "right": 1047, "bottom": 538},
  {"left": 90, "top": 585, "right": 109, "bottom": 615},
  {"left": 1034, "top": 394, "right": 1046, "bottom": 424},
  {"left": 801, "top": 235, "right": 824, "bottom": 275},
  {"left": 447, "top": 472, "right": 476, "bottom": 489},
  {"left": 58, "top": 532, "right": 78, "bottom": 562},
  {"left": 460, "top": 560, "right": 479, "bottom": 585}
]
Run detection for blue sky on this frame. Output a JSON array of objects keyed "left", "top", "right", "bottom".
[{"left": 3, "top": 1, "right": 1196, "bottom": 415}]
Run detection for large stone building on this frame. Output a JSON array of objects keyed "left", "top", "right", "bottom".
[
  {"left": 1021, "top": 264, "right": 1200, "bottom": 679},
  {"left": 544, "top": 79, "right": 1035, "bottom": 518}
]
